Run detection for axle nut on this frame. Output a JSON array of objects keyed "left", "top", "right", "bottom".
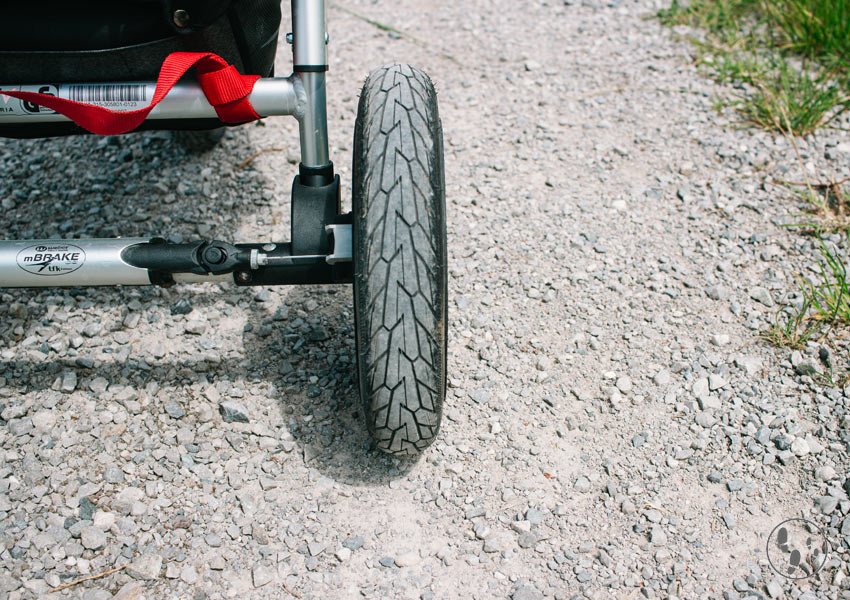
[{"left": 204, "top": 247, "right": 226, "bottom": 265}]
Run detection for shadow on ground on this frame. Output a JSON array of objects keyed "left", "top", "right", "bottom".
[{"left": 0, "top": 128, "right": 419, "bottom": 487}]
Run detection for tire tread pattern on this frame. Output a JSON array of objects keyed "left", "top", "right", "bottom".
[{"left": 353, "top": 64, "right": 447, "bottom": 455}]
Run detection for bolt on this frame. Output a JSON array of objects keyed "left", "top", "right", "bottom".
[
  {"left": 285, "top": 32, "right": 294, "bottom": 44},
  {"left": 203, "top": 247, "right": 226, "bottom": 265},
  {"left": 262, "top": 243, "right": 277, "bottom": 252},
  {"left": 325, "top": 32, "right": 329, "bottom": 44},
  {"left": 173, "top": 9, "right": 190, "bottom": 28},
  {"left": 236, "top": 271, "right": 252, "bottom": 283}
]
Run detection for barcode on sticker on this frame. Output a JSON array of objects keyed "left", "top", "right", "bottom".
[{"left": 67, "top": 84, "right": 147, "bottom": 103}]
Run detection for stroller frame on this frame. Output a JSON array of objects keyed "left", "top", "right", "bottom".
[
  {"left": 0, "top": 0, "right": 348, "bottom": 289},
  {"left": 0, "top": 0, "right": 449, "bottom": 455}
]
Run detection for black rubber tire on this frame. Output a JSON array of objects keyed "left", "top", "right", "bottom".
[
  {"left": 171, "top": 127, "right": 225, "bottom": 153},
  {"left": 352, "top": 64, "right": 448, "bottom": 456}
]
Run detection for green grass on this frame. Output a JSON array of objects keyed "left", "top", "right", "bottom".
[
  {"left": 802, "top": 238, "right": 850, "bottom": 326},
  {"left": 785, "top": 179, "right": 850, "bottom": 234},
  {"left": 659, "top": 0, "right": 850, "bottom": 355},
  {"left": 718, "top": 57, "right": 849, "bottom": 134},
  {"left": 762, "top": 0, "right": 850, "bottom": 67},
  {"left": 658, "top": 0, "right": 759, "bottom": 34},
  {"left": 763, "top": 236, "right": 850, "bottom": 349},
  {"left": 657, "top": 0, "right": 850, "bottom": 135}
]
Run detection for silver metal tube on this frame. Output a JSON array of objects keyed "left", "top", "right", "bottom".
[
  {"left": 291, "top": 0, "right": 328, "bottom": 68},
  {"left": 296, "top": 72, "right": 330, "bottom": 167},
  {"left": 0, "top": 239, "right": 151, "bottom": 287},
  {"left": 291, "top": 0, "right": 331, "bottom": 168},
  {"left": 0, "top": 78, "right": 299, "bottom": 124}
]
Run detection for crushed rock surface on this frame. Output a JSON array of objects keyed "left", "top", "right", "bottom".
[{"left": 1, "top": 0, "right": 850, "bottom": 599}]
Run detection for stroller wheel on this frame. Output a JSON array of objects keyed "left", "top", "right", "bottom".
[
  {"left": 352, "top": 64, "right": 448, "bottom": 456},
  {"left": 172, "top": 127, "right": 225, "bottom": 153}
]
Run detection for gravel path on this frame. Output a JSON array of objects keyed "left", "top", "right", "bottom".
[{"left": 2, "top": 1, "right": 850, "bottom": 599}]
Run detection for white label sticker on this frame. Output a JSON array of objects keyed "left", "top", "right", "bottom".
[
  {"left": 16, "top": 244, "right": 86, "bottom": 276},
  {"left": 0, "top": 85, "right": 58, "bottom": 116},
  {"left": 64, "top": 84, "right": 148, "bottom": 109}
]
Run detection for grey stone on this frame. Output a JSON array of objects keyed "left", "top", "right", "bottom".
[
  {"left": 512, "top": 580, "right": 543, "bottom": 600},
  {"left": 88, "top": 377, "right": 109, "bottom": 394},
  {"left": 644, "top": 509, "right": 662, "bottom": 523},
  {"left": 791, "top": 437, "right": 810, "bottom": 456},
  {"left": 61, "top": 371, "right": 78, "bottom": 393},
  {"left": 574, "top": 476, "right": 591, "bottom": 492},
  {"left": 104, "top": 467, "right": 124, "bottom": 484},
  {"left": 164, "top": 401, "right": 186, "bottom": 419},
  {"left": 127, "top": 553, "right": 162, "bottom": 581},
  {"left": 170, "top": 298, "right": 193, "bottom": 315},
  {"left": 111, "top": 583, "right": 144, "bottom": 600},
  {"left": 80, "top": 526, "right": 106, "bottom": 550},
  {"left": 706, "top": 285, "right": 728, "bottom": 301},
  {"left": 692, "top": 377, "right": 709, "bottom": 399},
  {"left": 468, "top": 389, "right": 491, "bottom": 404},
  {"left": 525, "top": 507, "right": 545, "bottom": 525},
  {"left": 708, "top": 374, "right": 726, "bottom": 390},
  {"left": 307, "top": 541, "right": 325, "bottom": 556},
  {"left": 815, "top": 466, "right": 837, "bottom": 481},
  {"left": 817, "top": 495, "right": 838, "bottom": 515},
  {"left": 653, "top": 370, "right": 671, "bottom": 386},
  {"left": 184, "top": 320, "right": 207, "bottom": 335},
  {"left": 252, "top": 565, "right": 273, "bottom": 587},
  {"left": 219, "top": 400, "right": 249, "bottom": 423},
  {"left": 343, "top": 536, "right": 364, "bottom": 551},
  {"left": 695, "top": 411, "right": 716, "bottom": 427},
  {"left": 765, "top": 580, "right": 783, "bottom": 598},
  {"left": 79, "top": 496, "right": 96, "bottom": 520},
  {"left": 749, "top": 287, "right": 774, "bottom": 306},
  {"left": 517, "top": 531, "right": 543, "bottom": 548}
]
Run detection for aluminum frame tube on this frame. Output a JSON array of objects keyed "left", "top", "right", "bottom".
[
  {"left": 290, "top": 0, "right": 328, "bottom": 68},
  {"left": 296, "top": 72, "right": 330, "bottom": 167},
  {"left": 0, "top": 78, "right": 300, "bottom": 124},
  {"left": 0, "top": 238, "right": 152, "bottom": 287},
  {"left": 291, "top": 0, "right": 330, "bottom": 168}
]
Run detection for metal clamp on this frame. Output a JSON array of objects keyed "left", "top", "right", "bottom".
[{"left": 325, "top": 224, "right": 352, "bottom": 264}]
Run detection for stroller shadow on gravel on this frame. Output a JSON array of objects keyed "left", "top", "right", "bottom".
[
  {"left": 0, "top": 130, "right": 417, "bottom": 487},
  {"left": 239, "top": 283, "right": 423, "bottom": 485}
]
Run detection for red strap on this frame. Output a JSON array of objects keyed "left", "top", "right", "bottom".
[{"left": 0, "top": 52, "right": 261, "bottom": 135}]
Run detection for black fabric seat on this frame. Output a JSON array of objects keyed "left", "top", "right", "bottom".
[
  {"left": 0, "top": 0, "right": 281, "bottom": 138},
  {"left": 0, "top": 0, "right": 281, "bottom": 83}
]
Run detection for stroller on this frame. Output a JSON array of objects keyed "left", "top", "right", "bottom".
[{"left": 0, "top": 0, "right": 447, "bottom": 455}]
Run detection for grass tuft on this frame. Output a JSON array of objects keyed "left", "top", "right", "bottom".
[
  {"left": 761, "top": 0, "right": 850, "bottom": 68},
  {"left": 658, "top": 0, "right": 850, "bottom": 136},
  {"left": 730, "top": 60, "right": 849, "bottom": 134},
  {"left": 763, "top": 235, "right": 850, "bottom": 349}
]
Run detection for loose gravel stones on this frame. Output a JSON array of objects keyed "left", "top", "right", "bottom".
[
  {"left": 2, "top": 1, "right": 849, "bottom": 599},
  {"left": 218, "top": 400, "right": 250, "bottom": 423},
  {"left": 126, "top": 554, "right": 162, "bottom": 581}
]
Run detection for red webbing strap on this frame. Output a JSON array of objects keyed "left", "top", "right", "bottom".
[{"left": 0, "top": 52, "right": 261, "bottom": 135}]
